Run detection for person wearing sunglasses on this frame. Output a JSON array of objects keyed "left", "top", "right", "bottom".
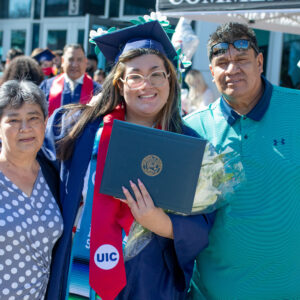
[
  {"left": 185, "top": 22, "right": 300, "bottom": 299},
  {"left": 42, "top": 19, "right": 215, "bottom": 300}
]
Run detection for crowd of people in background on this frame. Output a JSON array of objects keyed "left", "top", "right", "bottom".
[
  {"left": 0, "top": 45, "right": 110, "bottom": 117},
  {"left": 0, "top": 46, "right": 107, "bottom": 102},
  {"left": 0, "top": 46, "right": 212, "bottom": 116}
]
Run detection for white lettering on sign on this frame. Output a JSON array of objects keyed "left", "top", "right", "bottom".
[{"left": 168, "top": 0, "right": 271, "bottom": 5}]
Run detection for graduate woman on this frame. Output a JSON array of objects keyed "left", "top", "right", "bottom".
[{"left": 43, "top": 18, "right": 215, "bottom": 300}]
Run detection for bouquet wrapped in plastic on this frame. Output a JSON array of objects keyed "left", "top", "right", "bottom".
[
  {"left": 191, "top": 143, "right": 243, "bottom": 214},
  {"left": 124, "top": 143, "right": 244, "bottom": 260}
]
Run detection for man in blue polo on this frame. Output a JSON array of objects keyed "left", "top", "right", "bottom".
[
  {"left": 40, "top": 44, "right": 101, "bottom": 116},
  {"left": 185, "top": 22, "right": 300, "bottom": 299}
]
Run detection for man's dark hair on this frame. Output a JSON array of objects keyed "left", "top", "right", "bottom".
[
  {"left": 94, "top": 68, "right": 106, "bottom": 77},
  {"left": 87, "top": 54, "right": 98, "bottom": 63},
  {"left": 53, "top": 49, "right": 63, "bottom": 57},
  {"left": 6, "top": 48, "right": 24, "bottom": 61},
  {"left": 207, "top": 22, "right": 259, "bottom": 61},
  {"left": 63, "top": 44, "right": 85, "bottom": 55}
]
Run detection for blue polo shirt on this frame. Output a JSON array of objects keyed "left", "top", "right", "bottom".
[
  {"left": 185, "top": 78, "right": 300, "bottom": 299},
  {"left": 220, "top": 76, "right": 273, "bottom": 126}
]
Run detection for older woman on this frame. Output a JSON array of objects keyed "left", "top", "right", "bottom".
[
  {"left": 43, "top": 20, "right": 215, "bottom": 300},
  {"left": 0, "top": 80, "right": 63, "bottom": 299}
]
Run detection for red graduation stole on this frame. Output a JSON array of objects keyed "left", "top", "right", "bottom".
[
  {"left": 89, "top": 104, "right": 134, "bottom": 300},
  {"left": 48, "top": 73, "right": 94, "bottom": 116}
]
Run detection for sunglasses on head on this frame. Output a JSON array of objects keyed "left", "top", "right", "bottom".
[{"left": 210, "top": 39, "right": 259, "bottom": 60}]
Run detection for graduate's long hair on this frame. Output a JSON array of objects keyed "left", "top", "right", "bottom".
[{"left": 57, "top": 48, "right": 183, "bottom": 160}]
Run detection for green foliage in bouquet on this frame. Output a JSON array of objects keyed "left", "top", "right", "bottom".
[{"left": 191, "top": 146, "right": 236, "bottom": 214}]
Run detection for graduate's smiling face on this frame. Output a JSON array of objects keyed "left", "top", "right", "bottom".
[{"left": 119, "top": 54, "right": 170, "bottom": 126}]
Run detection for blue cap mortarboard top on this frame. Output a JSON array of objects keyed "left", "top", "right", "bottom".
[
  {"left": 32, "top": 49, "right": 55, "bottom": 63},
  {"left": 91, "top": 21, "right": 177, "bottom": 67}
]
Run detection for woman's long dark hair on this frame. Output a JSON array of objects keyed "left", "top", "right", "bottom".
[{"left": 58, "top": 48, "right": 183, "bottom": 160}]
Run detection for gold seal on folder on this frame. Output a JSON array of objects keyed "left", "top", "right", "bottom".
[{"left": 141, "top": 155, "right": 163, "bottom": 177}]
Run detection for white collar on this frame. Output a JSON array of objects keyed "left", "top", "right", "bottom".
[{"left": 64, "top": 73, "right": 85, "bottom": 85}]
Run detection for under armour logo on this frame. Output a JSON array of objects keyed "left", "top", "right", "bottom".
[{"left": 273, "top": 138, "right": 285, "bottom": 146}]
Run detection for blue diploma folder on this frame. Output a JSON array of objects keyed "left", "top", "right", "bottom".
[{"left": 100, "top": 120, "right": 207, "bottom": 214}]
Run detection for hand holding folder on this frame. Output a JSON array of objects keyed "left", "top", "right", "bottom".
[
  {"left": 100, "top": 120, "right": 207, "bottom": 214},
  {"left": 121, "top": 179, "right": 174, "bottom": 238}
]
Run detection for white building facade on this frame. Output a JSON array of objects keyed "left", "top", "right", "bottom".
[{"left": 0, "top": 0, "right": 299, "bottom": 94}]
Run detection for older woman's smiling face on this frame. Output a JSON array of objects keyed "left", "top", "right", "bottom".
[{"left": 0, "top": 102, "right": 47, "bottom": 158}]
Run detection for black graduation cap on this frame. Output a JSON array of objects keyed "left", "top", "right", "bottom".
[
  {"left": 91, "top": 21, "right": 178, "bottom": 67},
  {"left": 32, "top": 49, "right": 55, "bottom": 63}
]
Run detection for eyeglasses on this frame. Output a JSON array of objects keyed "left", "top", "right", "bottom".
[
  {"left": 210, "top": 39, "right": 259, "bottom": 60},
  {"left": 119, "top": 70, "right": 170, "bottom": 90}
]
